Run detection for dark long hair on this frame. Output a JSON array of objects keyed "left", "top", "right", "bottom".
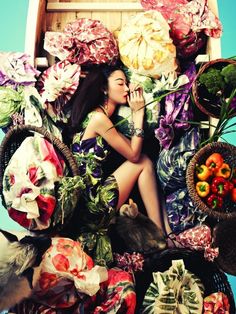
[{"left": 68, "top": 64, "right": 122, "bottom": 135}]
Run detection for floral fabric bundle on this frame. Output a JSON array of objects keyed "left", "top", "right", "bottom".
[
  {"left": 11, "top": 266, "right": 136, "bottom": 314},
  {"left": 44, "top": 18, "right": 119, "bottom": 66},
  {"left": 0, "top": 52, "right": 40, "bottom": 87},
  {"left": 142, "top": 259, "right": 204, "bottom": 313},
  {"left": 156, "top": 127, "right": 200, "bottom": 193},
  {"left": 32, "top": 237, "right": 108, "bottom": 306},
  {"left": 141, "top": 0, "right": 222, "bottom": 58},
  {"left": 36, "top": 60, "right": 81, "bottom": 122},
  {"left": 155, "top": 62, "right": 196, "bottom": 149},
  {"left": 172, "top": 224, "right": 219, "bottom": 261},
  {"left": 118, "top": 10, "right": 177, "bottom": 78},
  {"left": 203, "top": 292, "right": 230, "bottom": 314},
  {"left": 3, "top": 134, "right": 66, "bottom": 230},
  {"left": 166, "top": 187, "right": 206, "bottom": 233}
]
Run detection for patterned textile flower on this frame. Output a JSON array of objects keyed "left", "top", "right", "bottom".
[
  {"left": 3, "top": 135, "right": 65, "bottom": 230},
  {"left": 113, "top": 252, "right": 145, "bottom": 273},
  {"left": 36, "top": 60, "right": 81, "bottom": 122},
  {"left": 171, "top": 224, "right": 219, "bottom": 261},
  {"left": 166, "top": 187, "right": 206, "bottom": 233},
  {"left": 33, "top": 237, "right": 108, "bottom": 302},
  {"left": 0, "top": 52, "right": 40, "bottom": 87},
  {"left": 44, "top": 18, "right": 119, "bottom": 66},
  {"left": 203, "top": 292, "right": 230, "bottom": 314},
  {"left": 142, "top": 259, "right": 204, "bottom": 313},
  {"left": 156, "top": 127, "right": 200, "bottom": 193},
  {"left": 155, "top": 62, "right": 196, "bottom": 149},
  {"left": 141, "top": 0, "right": 222, "bottom": 58},
  {"left": 118, "top": 10, "right": 177, "bottom": 78}
]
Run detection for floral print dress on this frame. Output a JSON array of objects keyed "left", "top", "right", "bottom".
[{"left": 71, "top": 112, "right": 119, "bottom": 266}]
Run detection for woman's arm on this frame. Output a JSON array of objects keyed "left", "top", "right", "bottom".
[{"left": 88, "top": 105, "right": 144, "bottom": 163}]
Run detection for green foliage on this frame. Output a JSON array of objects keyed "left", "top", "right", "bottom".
[
  {"left": 198, "top": 68, "right": 225, "bottom": 95},
  {"left": 221, "top": 64, "right": 236, "bottom": 88}
]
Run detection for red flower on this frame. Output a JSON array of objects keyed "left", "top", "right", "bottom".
[
  {"left": 52, "top": 254, "right": 70, "bottom": 272},
  {"left": 39, "top": 272, "right": 58, "bottom": 291},
  {"left": 36, "top": 193, "right": 56, "bottom": 223},
  {"left": 56, "top": 238, "right": 75, "bottom": 256},
  {"left": 8, "top": 207, "right": 31, "bottom": 229},
  {"left": 70, "top": 268, "right": 86, "bottom": 280}
]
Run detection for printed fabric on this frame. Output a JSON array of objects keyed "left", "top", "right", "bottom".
[
  {"left": 10, "top": 265, "right": 136, "bottom": 314},
  {"left": 3, "top": 134, "right": 65, "bottom": 230},
  {"left": 44, "top": 18, "right": 119, "bottom": 66},
  {"left": 71, "top": 112, "right": 119, "bottom": 266},
  {"left": 141, "top": 259, "right": 205, "bottom": 313}
]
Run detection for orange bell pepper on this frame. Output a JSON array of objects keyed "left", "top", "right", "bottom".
[
  {"left": 196, "top": 181, "right": 210, "bottom": 198},
  {"left": 215, "top": 163, "right": 231, "bottom": 179},
  {"left": 205, "top": 153, "right": 224, "bottom": 172},
  {"left": 195, "top": 164, "right": 212, "bottom": 181}
]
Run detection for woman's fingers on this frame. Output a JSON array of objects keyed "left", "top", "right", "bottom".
[{"left": 128, "top": 89, "right": 145, "bottom": 111}]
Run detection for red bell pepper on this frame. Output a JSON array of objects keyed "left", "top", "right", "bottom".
[
  {"left": 205, "top": 153, "right": 224, "bottom": 172},
  {"left": 207, "top": 194, "right": 223, "bottom": 209},
  {"left": 211, "top": 177, "right": 233, "bottom": 197},
  {"left": 231, "top": 188, "right": 236, "bottom": 203}
]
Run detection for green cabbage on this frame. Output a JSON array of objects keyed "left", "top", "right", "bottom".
[{"left": 0, "top": 86, "right": 25, "bottom": 127}]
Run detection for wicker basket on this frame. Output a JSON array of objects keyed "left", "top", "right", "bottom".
[
  {"left": 0, "top": 124, "right": 80, "bottom": 232},
  {"left": 186, "top": 141, "right": 236, "bottom": 220},
  {"left": 135, "top": 248, "right": 235, "bottom": 314},
  {"left": 192, "top": 58, "right": 236, "bottom": 118},
  {"left": 214, "top": 218, "right": 236, "bottom": 275}
]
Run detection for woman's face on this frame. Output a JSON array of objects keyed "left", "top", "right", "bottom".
[{"left": 107, "top": 70, "right": 129, "bottom": 105}]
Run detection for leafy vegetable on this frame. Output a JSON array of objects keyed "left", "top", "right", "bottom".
[
  {"left": 221, "top": 64, "right": 236, "bottom": 88},
  {"left": 198, "top": 67, "right": 225, "bottom": 95},
  {"left": 0, "top": 86, "right": 25, "bottom": 128}
]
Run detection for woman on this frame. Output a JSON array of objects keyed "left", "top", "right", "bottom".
[{"left": 67, "top": 65, "right": 164, "bottom": 264}]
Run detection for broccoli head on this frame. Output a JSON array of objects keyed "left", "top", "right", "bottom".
[
  {"left": 198, "top": 67, "right": 225, "bottom": 95},
  {"left": 221, "top": 63, "right": 236, "bottom": 89}
]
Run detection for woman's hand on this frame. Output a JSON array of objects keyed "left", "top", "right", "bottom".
[{"left": 127, "top": 87, "right": 145, "bottom": 113}]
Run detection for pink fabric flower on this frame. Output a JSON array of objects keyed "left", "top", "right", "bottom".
[
  {"left": 172, "top": 224, "right": 219, "bottom": 261},
  {"left": 36, "top": 60, "right": 81, "bottom": 122},
  {"left": 44, "top": 18, "right": 119, "bottom": 66},
  {"left": 141, "top": 0, "right": 222, "bottom": 58},
  {"left": 204, "top": 292, "right": 230, "bottom": 314}
]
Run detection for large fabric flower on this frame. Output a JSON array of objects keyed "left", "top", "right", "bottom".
[
  {"left": 141, "top": 0, "right": 222, "bottom": 58},
  {"left": 118, "top": 10, "right": 177, "bottom": 78},
  {"left": 33, "top": 237, "right": 108, "bottom": 307},
  {"left": 155, "top": 62, "right": 196, "bottom": 149},
  {"left": 0, "top": 52, "right": 40, "bottom": 87},
  {"left": 36, "top": 60, "right": 81, "bottom": 122},
  {"left": 142, "top": 259, "right": 204, "bottom": 313},
  {"left": 44, "top": 18, "right": 119, "bottom": 66},
  {"left": 3, "top": 134, "right": 65, "bottom": 230},
  {"left": 156, "top": 127, "right": 200, "bottom": 193},
  {"left": 166, "top": 187, "right": 206, "bottom": 233},
  {"left": 203, "top": 292, "right": 230, "bottom": 314},
  {"left": 172, "top": 224, "right": 219, "bottom": 261}
]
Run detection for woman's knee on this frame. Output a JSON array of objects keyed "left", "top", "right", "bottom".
[{"left": 139, "top": 154, "right": 155, "bottom": 171}]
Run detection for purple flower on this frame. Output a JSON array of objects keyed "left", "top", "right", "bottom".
[{"left": 155, "top": 117, "right": 174, "bottom": 149}]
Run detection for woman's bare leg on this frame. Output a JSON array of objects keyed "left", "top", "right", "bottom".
[{"left": 112, "top": 154, "right": 164, "bottom": 231}]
